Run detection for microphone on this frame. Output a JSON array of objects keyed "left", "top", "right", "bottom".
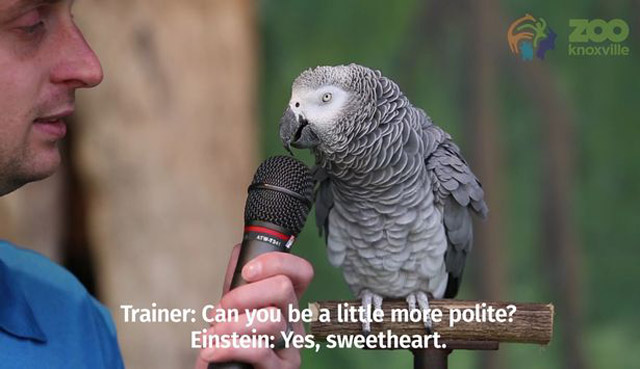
[{"left": 209, "top": 155, "right": 313, "bottom": 369}]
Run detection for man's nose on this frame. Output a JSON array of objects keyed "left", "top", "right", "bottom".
[{"left": 50, "top": 22, "right": 104, "bottom": 89}]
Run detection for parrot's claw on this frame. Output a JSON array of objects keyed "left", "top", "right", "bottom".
[
  {"left": 360, "top": 289, "right": 383, "bottom": 335},
  {"left": 407, "top": 291, "right": 433, "bottom": 334}
]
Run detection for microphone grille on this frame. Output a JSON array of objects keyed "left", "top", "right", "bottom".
[{"left": 245, "top": 156, "right": 313, "bottom": 235}]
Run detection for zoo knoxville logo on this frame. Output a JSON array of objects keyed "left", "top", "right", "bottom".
[
  {"left": 507, "top": 14, "right": 557, "bottom": 61},
  {"left": 568, "top": 19, "right": 630, "bottom": 56}
]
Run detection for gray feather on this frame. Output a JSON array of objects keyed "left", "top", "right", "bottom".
[
  {"left": 313, "top": 166, "right": 333, "bottom": 241},
  {"left": 426, "top": 138, "right": 488, "bottom": 297}
]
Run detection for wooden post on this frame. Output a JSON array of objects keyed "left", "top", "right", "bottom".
[{"left": 309, "top": 299, "right": 554, "bottom": 369}]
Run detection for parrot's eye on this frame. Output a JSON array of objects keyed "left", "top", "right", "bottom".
[{"left": 321, "top": 93, "right": 332, "bottom": 103}]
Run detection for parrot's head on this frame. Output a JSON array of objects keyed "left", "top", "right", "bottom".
[{"left": 279, "top": 63, "right": 377, "bottom": 156}]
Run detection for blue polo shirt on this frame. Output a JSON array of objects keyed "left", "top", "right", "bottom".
[{"left": 0, "top": 241, "right": 124, "bottom": 368}]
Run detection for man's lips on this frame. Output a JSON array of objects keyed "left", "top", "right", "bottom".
[{"left": 33, "top": 109, "right": 73, "bottom": 139}]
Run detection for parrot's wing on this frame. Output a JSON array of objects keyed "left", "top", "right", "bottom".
[
  {"left": 312, "top": 165, "right": 333, "bottom": 242},
  {"left": 426, "top": 139, "right": 488, "bottom": 298}
]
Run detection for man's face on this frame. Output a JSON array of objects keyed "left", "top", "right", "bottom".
[{"left": 0, "top": 0, "right": 102, "bottom": 195}]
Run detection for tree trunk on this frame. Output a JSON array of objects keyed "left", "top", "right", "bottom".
[
  {"left": 466, "top": 1, "right": 508, "bottom": 369},
  {"left": 520, "top": 62, "right": 587, "bottom": 369},
  {"left": 73, "top": 1, "right": 258, "bottom": 368}
]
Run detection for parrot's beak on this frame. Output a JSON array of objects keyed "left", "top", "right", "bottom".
[{"left": 279, "top": 107, "right": 320, "bottom": 153}]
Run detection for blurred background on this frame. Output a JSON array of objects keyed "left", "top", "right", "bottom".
[{"left": 0, "top": 0, "right": 638, "bottom": 368}]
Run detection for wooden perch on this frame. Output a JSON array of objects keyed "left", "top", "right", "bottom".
[{"left": 309, "top": 299, "right": 553, "bottom": 346}]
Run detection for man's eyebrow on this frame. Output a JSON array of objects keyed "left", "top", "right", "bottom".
[{"left": 0, "top": 0, "right": 63, "bottom": 23}]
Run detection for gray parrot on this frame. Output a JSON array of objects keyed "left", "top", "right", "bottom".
[{"left": 279, "top": 64, "right": 488, "bottom": 332}]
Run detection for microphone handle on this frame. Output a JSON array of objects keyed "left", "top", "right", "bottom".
[{"left": 208, "top": 221, "right": 294, "bottom": 369}]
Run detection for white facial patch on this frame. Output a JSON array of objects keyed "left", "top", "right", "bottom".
[{"left": 289, "top": 86, "right": 349, "bottom": 132}]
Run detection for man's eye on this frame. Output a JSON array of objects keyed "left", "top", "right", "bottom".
[
  {"left": 13, "top": 8, "right": 47, "bottom": 39},
  {"left": 21, "top": 21, "right": 45, "bottom": 35}
]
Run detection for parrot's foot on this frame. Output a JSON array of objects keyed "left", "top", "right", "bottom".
[
  {"left": 360, "top": 289, "right": 383, "bottom": 335},
  {"left": 406, "top": 291, "right": 433, "bottom": 333}
]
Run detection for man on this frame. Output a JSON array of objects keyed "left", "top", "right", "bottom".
[{"left": 0, "top": 1, "right": 313, "bottom": 368}]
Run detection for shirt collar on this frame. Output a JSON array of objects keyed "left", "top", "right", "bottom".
[{"left": 0, "top": 259, "right": 47, "bottom": 342}]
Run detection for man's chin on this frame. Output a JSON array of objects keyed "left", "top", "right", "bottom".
[
  {"left": 14, "top": 149, "right": 62, "bottom": 188},
  {"left": 0, "top": 141, "right": 62, "bottom": 196},
  {"left": 29, "top": 150, "right": 62, "bottom": 179},
  {"left": 0, "top": 164, "right": 57, "bottom": 195}
]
